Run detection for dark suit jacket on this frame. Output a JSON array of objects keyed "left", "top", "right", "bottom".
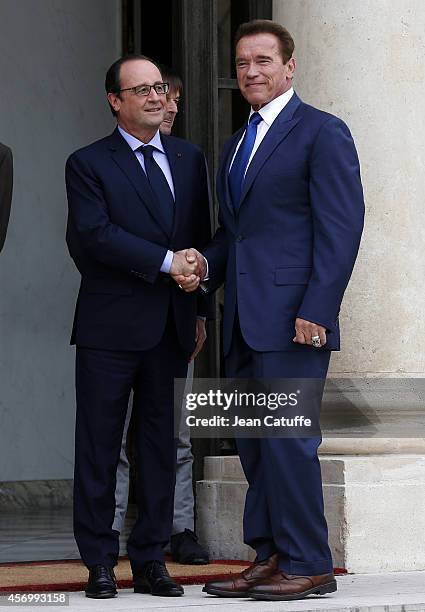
[
  {"left": 204, "top": 93, "right": 364, "bottom": 355},
  {"left": 66, "top": 128, "right": 211, "bottom": 352},
  {"left": 0, "top": 142, "right": 13, "bottom": 253}
]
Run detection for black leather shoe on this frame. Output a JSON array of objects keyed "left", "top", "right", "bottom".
[
  {"left": 85, "top": 565, "right": 117, "bottom": 599},
  {"left": 134, "top": 560, "right": 184, "bottom": 596},
  {"left": 170, "top": 529, "right": 209, "bottom": 564}
]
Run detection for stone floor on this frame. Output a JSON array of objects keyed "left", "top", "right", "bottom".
[
  {"left": 0, "top": 507, "right": 137, "bottom": 563},
  {"left": 2, "top": 508, "right": 425, "bottom": 611},
  {"left": 2, "top": 572, "right": 425, "bottom": 612}
]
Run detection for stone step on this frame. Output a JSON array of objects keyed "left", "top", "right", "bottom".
[{"left": 197, "top": 455, "right": 425, "bottom": 573}]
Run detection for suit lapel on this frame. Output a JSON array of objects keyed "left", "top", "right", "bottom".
[
  {"left": 219, "top": 127, "right": 244, "bottom": 220},
  {"left": 239, "top": 93, "right": 302, "bottom": 207},
  {"left": 107, "top": 128, "right": 170, "bottom": 238}
]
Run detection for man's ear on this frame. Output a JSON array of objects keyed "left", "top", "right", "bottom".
[
  {"left": 287, "top": 57, "right": 296, "bottom": 79},
  {"left": 107, "top": 92, "right": 121, "bottom": 114}
]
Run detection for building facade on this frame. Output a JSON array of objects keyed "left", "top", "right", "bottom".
[{"left": 0, "top": 0, "right": 424, "bottom": 572}]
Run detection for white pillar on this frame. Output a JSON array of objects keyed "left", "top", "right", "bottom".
[
  {"left": 274, "top": 0, "right": 425, "bottom": 376},
  {"left": 272, "top": 0, "right": 425, "bottom": 571},
  {"left": 197, "top": 3, "right": 425, "bottom": 573}
]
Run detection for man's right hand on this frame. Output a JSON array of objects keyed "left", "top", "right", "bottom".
[
  {"left": 171, "top": 248, "right": 206, "bottom": 292},
  {"left": 170, "top": 249, "right": 198, "bottom": 277}
]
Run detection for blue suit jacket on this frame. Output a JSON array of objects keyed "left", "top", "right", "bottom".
[
  {"left": 66, "top": 128, "right": 211, "bottom": 352},
  {"left": 204, "top": 93, "right": 364, "bottom": 355}
]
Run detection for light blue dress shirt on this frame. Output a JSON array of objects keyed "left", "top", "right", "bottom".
[{"left": 118, "top": 126, "right": 174, "bottom": 273}]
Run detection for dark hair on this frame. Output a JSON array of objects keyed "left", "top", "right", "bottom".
[
  {"left": 105, "top": 54, "right": 160, "bottom": 116},
  {"left": 234, "top": 19, "right": 295, "bottom": 63},
  {"left": 159, "top": 65, "right": 183, "bottom": 97}
]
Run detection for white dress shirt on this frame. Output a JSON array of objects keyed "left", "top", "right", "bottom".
[
  {"left": 118, "top": 126, "right": 174, "bottom": 272},
  {"left": 203, "top": 88, "right": 295, "bottom": 285},
  {"left": 230, "top": 87, "right": 294, "bottom": 175}
]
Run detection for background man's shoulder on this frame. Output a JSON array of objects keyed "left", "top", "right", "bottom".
[{"left": 0, "top": 142, "right": 12, "bottom": 163}]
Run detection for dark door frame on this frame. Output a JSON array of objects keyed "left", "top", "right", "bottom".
[{"left": 122, "top": 0, "right": 273, "bottom": 477}]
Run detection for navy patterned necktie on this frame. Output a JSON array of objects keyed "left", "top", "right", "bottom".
[
  {"left": 228, "top": 112, "right": 262, "bottom": 211},
  {"left": 139, "top": 145, "right": 174, "bottom": 235}
]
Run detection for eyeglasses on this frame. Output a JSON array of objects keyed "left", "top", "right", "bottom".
[{"left": 118, "top": 82, "right": 169, "bottom": 96}]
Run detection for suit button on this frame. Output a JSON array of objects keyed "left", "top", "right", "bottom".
[{"left": 236, "top": 235, "right": 244, "bottom": 242}]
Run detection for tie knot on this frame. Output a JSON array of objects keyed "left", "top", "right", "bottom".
[
  {"left": 249, "top": 112, "right": 262, "bottom": 126},
  {"left": 139, "top": 144, "right": 157, "bottom": 159}
]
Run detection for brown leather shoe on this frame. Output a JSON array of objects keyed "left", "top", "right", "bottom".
[
  {"left": 202, "top": 554, "right": 278, "bottom": 597},
  {"left": 249, "top": 571, "right": 337, "bottom": 601}
]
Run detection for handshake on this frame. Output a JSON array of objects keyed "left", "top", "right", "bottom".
[{"left": 170, "top": 248, "right": 207, "bottom": 292}]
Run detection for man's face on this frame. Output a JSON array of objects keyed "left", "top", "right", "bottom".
[
  {"left": 160, "top": 88, "right": 180, "bottom": 135},
  {"left": 108, "top": 59, "right": 166, "bottom": 134},
  {"left": 235, "top": 33, "right": 295, "bottom": 110}
]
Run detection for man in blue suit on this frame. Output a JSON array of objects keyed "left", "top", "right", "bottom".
[
  {"left": 177, "top": 19, "right": 364, "bottom": 602},
  {"left": 66, "top": 55, "right": 210, "bottom": 599}
]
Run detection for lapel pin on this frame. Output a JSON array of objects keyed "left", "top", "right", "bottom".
[{"left": 176, "top": 153, "right": 182, "bottom": 158}]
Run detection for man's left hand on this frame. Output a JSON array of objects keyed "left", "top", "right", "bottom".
[
  {"left": 293, "top": 318, "right": 327, "bottom": 347},
  {"left": 189, "top": 318, "right": 207, "bottom": 362}
]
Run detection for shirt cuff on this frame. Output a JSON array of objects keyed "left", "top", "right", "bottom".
[
  {"left": 160, "top": 250, "right": 174, "bottom": 274},
  {"left": 203, "top": 255, "right": 209, "bottom": 281}
]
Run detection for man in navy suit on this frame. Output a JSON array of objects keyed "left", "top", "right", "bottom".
[
  {"left": 177, "top": 20, "right": 364, "bottom": 601},
  {"left": 113, "top": 68, "right": 210, "bottom": 566},
  {"left": 66, "top": 54, "right": 210, "bottom": 599}
]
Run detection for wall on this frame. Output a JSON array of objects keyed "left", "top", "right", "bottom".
[{"left": 0, "top": 0, "right": 121, "bottom": 481}]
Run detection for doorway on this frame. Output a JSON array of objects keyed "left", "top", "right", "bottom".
[{"left": 122, "top": 0, "right": 272, "bottom": 475}]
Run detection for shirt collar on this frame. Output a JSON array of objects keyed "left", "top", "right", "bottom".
[
  {"left": 249, "top": 87, "right": 294, "bottom": 127},
  {"left": 117, "top": 125, "right": 165, "bottom": 153}
]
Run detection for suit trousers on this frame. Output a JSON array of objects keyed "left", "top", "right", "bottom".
[
  {"left": 113, "top": 361, "right": 195, "bottom": 535},
  {"left": 171, "top": 362, "right": 195, "bottom": 534},
  {"left": 73, "top": 314, "right": 188, "bottom": 570},
  {"left": 225, "top": 315, "right": 333, "bottom": 576}
]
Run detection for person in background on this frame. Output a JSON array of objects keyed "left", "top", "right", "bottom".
[
  {"left": 0, "top": 142, "right": 13, "bottom": 253},
  {"left": 113, "top": 67, "right": 210, "bottom": 566}
]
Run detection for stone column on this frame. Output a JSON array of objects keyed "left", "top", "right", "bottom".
[
  {"left": 279, "top": 0, "right": 425, "bottom": 572},
  {"left": 197, "top": 1, "right": 425, "bottom": 573},
  {"left": 273, "top": 0, "right": 425, "bottom": 376}
]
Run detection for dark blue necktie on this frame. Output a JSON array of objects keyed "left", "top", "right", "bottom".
[
  {"left": 139, "top": 145, "right": 174, "bottom": 235},
  {"left": 228, "top": 112, "right": 262, "bottom": 211}
]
